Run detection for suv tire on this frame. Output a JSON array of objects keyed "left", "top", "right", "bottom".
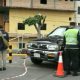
[{"left": 30, "top": 57, "right": 43, "bottom": 64}]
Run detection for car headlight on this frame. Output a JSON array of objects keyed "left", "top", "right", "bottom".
[{"left": 47, "top": 45, "right": 58, "bottom": 50}]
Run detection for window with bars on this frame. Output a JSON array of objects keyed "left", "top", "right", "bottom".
[
  {"left": 78, "top": 23, "right": 80, "bottom": 26},
  {"left": 40, "top": 24, "right": 47, "bottom": 30},
  {"left": 78, "top": 7, "right": 80, "bottom": 14},
  {"left": 65, "top": 0, "right": 68, "bottom": 1},
  {"left": 19, "top": 43, "right": 25, "bottom": 49},
  {"left": 18, "top": 23, "right": 25, "bottom": 30},
  {"left": 70, "top": 0, "right": 73, "bottom": 1},
  {"left": 70, "top": 22, "right": 76, "bottom": 26},
  {"left": 40, "top": 0, "right": 47, "bottom": 4},
  {"left": 69, "top": 17, "right": 72, "bottom": 21}
]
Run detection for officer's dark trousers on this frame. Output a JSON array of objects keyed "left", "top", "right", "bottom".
[{"left": 63, "top": 49, "right": 79, "bottom": 73}]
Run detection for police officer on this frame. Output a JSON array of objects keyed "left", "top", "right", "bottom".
[
  {"left": 63, "top": 26, "right": 79, "bottom": 76},
  {"left": 77, "top": 29, "right": 80, "bottom": 71},
  {"left": 0, "top": 28, "right": 9, "bottom": 71}
]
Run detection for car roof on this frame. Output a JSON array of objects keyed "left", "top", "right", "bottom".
[
  {"left": 47, "top": 26, "right": 80, "bottom": 37},
  {"left": 60, "top": 26, "right": 80, "bottom": 30},
  {"left": 74, "top": 26, "right": 80, "bottom": 29}
]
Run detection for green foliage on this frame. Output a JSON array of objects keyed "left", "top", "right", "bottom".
[
  {"left": 23, "top": 17, "right": 37, "bottom": 26},
  {"left": 23, "top": 14, "right": 46, "bottom": 26},
  {"left": 23, "top": 14, "right": 46, "bottom": 38},
  {"left": 34, "top": 15, "right": 43, "bottom": 24}
]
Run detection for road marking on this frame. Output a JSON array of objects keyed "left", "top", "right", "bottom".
[{"left": 1, "top": 59, "right": 28, "bottom": 80}]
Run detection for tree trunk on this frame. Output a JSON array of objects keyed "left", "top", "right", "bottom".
[{"left": 34, "top": 24, "right": 41, "bottom": 38}]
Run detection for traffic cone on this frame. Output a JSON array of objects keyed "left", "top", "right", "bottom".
[{"left": 55, "top": 51, "right": 65, "bottom": 77}]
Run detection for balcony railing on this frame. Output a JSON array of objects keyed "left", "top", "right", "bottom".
[{"left": 9, "top": 33, "right": 37, "bottom": 38}]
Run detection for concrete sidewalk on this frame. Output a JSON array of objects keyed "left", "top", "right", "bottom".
[{"left": 0, "top": 55, "right": 26, "bottom": 80}]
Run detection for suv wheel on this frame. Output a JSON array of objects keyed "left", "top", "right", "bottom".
[{"left": 30, "top": 57, "right": 43, "bottom": 65}]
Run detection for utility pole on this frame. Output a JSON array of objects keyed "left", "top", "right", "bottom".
[
  {"left": 74, "top": 0, "right": 77, "bottom": 25},
  {"left": 31, "top": 0, "right": 33, "bottom": 8}
]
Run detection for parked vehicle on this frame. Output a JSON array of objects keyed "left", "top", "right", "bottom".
[{"left": 27, "top": 26, "right": 69, "bottom": 64}]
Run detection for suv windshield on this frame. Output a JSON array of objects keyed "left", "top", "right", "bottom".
[{"left": 48, "top": 27, "right": 66, "bottom": 37}]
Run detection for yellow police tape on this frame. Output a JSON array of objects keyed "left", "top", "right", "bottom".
[
  {"left": 12, "top": 54, "right": 27, "bottom": 56},
  {"left": 6, "top": 53, "right": 27, "bottom": 60},
  {"left": 8, "top": 49, "right": 12, "bottom": 53},
  {"left": 7, "top": 56, "right": 12, "bottom": 60}
]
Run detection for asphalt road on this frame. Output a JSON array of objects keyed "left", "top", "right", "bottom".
[{"left": 0, "top": 55, "right": 80, "bottom": 80}]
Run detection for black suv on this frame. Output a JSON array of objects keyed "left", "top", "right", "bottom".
[{"left": 27, "top": 26, "right": 69, "bottom": 64}]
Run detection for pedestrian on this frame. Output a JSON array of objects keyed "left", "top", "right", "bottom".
[
  {"left": 0, "top": 28, "right": 9, "bottom": 71},
  {"left": 63, "top": 26, "right": 79, "bottom": 76}
]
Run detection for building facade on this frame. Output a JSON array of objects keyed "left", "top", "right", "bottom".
[
  {"left": 75, "top": 1, "right": 80, "bottom": 26},
  {"left": 0, "top": 0, "right": 76, "bottom": 50}
]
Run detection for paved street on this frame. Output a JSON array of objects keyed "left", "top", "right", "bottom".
[
  {"left": 0, "top": 55, "right": 80, "bottom": 80},
  {"left": 0, "top": 0, "right": 80, "bottom": 80}
]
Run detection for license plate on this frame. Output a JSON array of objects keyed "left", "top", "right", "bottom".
[
  {"left": 47, "top": 54, "right": 54, "bottom": 57},
  {"left": 34, "top": 53, "right": 40, "bottom": 57}
]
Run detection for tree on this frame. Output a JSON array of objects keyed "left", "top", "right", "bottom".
[{"left": 23, "top": 14, "right": 46, "bottom": 38}]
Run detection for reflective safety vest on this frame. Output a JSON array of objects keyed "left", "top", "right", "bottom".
[{"left": 64, "top": 29, "right": 79, "bottom": 45}]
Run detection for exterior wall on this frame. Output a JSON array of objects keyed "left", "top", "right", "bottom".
[
  {"left": 33, "top": 0, "right": 75, "bottom": 11},
  {"left": 0, "top": 0, "right": 6, "bottom": 6},
  {"left": 0, "top": 0, "right": 3, "bottom": 6},
  {"left": 0, "top": 0, "right": 76, "bottom": 50},
  {"left": 55, "top": 1, "right": 74, "bottom": 10},
  {"left": 0, "top": 14, "right": 4, "bottom": 27},
  {"left": 9, "top": 8, "right": 75, "bottom": 50},
  {"left": 6, "top": 0, "right": 75, "bottom": 11},
  {"left": 75, "top": 1, "right": 80, "bottom": 25},
  {"left": 0, "top": 14, "right": 9, "bottom": 32},
  {"left": 9, "top": 8, "right": 74, "bottom": 35},
  {"left": 5, "top": 22, "right": 9, "bottom": 32},
  {"left": 6, "top": 0, "right": 32, "bottom": 8}
]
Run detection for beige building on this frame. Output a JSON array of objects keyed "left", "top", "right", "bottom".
[
  {"left": 0, "top": 0, "right": 75, "bottom": 50},
  {"left": 75, "top": 1, "right": 80, "bottom": 26}
]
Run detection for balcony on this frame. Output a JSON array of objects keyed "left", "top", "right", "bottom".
[
  {"left": 55, "top": 1, "right": 75, "bottom": 11},
  {"left": 6, "top": 0, "right": 32, "bottom": 8},
  {"left": 6, "top": 0, "right": 75, "bottom": 11},
  {"left": 33, "top": 0, "right": 75, "bottom": 11}
]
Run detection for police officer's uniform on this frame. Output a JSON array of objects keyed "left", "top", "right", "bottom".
[
  {"left": 63, "top": 28, "right": 79, "bottom": 76},
  {"left": 0, "top": 29, "right": 9, "bottom": 71}
]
